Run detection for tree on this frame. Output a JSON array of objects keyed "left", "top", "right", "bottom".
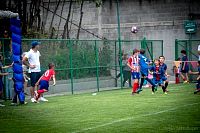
[
  {"left": 56, "top": 0, "right": 66, "bottom": 38},
  {"left": 49, "top": 0, "right": 61, "bottom": 38},
  {"left": 62, "top": 0, "right": 73, "bottom": 39},
  {"left": 76, "top": 0, "right": 84, "bottom": 40},
  {"left": 41, "top": 0, "right": 51, "bottom": 34},
  {"left": 22, "top": 0, "right": 27, "bottom": 34}
]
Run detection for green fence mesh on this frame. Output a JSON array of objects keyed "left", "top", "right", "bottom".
[
  {"left": 175, "top": 39, "right": 199, "bottom": 80},
  {"left": 0, "top": 38, "right": 163, "bottom": 96}
]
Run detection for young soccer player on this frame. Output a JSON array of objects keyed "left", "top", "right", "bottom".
[
  {"left": 127, "top": 49, "right": 140, "bottom": 94},
  {"left": 34, "top": 63, "right": 56, "bottom": 102},
  {"left": 189, "top": 61, "right": 200, "bottom": 94},
  {"left": 137, "top": 49, "right": 156, "bottom": 93},
  {"left": 159, "top": 56, "right": 169, "bottom": 92},
  {"left": 180, "top": 50, "right": 189, "bottom": 83},
  {"left": 173, "top": 58, "right": 181, "bottom": 84},
  {"left": 150, "top": 59, "right": 167, "bottom": 94}
]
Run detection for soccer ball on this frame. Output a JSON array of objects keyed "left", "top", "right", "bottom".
[{"left": 131, "top": 26, "right": 138, "bottom": 34}]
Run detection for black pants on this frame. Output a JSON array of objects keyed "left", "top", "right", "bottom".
[{"left": 122, "top": 70, "right": 132, "bottom": 87}]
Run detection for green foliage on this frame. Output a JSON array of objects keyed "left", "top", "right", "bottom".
[{"left": 22, "top": 40, "right": 112, "bottom": 80}]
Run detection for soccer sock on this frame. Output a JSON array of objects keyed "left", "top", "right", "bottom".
[
  {"left": 146, "top": 78, "right": 155, "bottom": 87},
  {"left": 37, "top": 89, "right": 45, "bottom": 94},
  {"left": 165, "top": 82, "right": 168, "bottom": 89},
  {"left": 196, "top": 83, "right": 200, "bottom": 90},
  {"left": 136, "top": 83, "right": 139, "bottom": 91},
  {"left": 132, "top": 83, "right": 135, "bottom": 93},
  {"left": 37, "top": 90, "right": 45, "bottom": 100},
  {"left": 132, "top": 83, "right": 139, "bottom": 93},
  {"left": 162, "top": 86, "right": 166, "bottom": 92},
  {"left": 175, "top": 77, "right": 180, "bottom": 84},
  {"left": 152, "top": 86, "right": 155, "bottom": 92},
  {"left": 140, "top": 78, "right": 145, "bottom": 89}
]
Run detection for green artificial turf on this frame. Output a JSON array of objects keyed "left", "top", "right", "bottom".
[{"left": 0, "top": 84, "right": 199, "bottom": 133}]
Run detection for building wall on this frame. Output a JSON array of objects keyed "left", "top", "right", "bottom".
[{"left": 42, "top": 0, "right": 200, "bottom": 61}]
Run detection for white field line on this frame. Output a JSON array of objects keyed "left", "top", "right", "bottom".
[{"left": 72, "top": 101, "right": 199, "bottom": 133}]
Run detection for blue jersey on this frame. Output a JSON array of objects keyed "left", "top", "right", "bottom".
[
  {"left": 198, "top": 66, "right": 200, "bottom": 75},
  {"left": 181, "top": 55, "right": 189, "bottom": 69},
  {"left": 138, "top": 54, "right": 149, "bottom": 69},
  {"left": 160, "top": 63, "right": 167, "bottom": 77},
  {"left": 150, "top": 65, "right": 165, "bottom": 80},
  {"left": 160, "top": 63, "right": 167, "bottom": 72}
]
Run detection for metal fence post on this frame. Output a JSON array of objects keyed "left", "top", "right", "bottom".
[
  {"left": 95, "top": 40, "right": 100, "bottom": 92},
  {"left": 69, "top": 40, "right": 74, "bottom": 94},
  {"left": 116, "top": 0, "right": 123, "bottom": 89},
  {"left": 161, "top": 40, "right": 164, "bottom": 56},
  {"left": 175, "top": 39, "right": 178, "bottom": 60},
  {"left": 114, "top": 41, "right": 117, "bottom": 87}
]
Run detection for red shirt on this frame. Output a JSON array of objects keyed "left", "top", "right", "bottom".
[{"left": 41, "top": 69, "right": 55, "bottom": 81}]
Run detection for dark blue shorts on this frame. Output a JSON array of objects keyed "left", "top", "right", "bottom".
[
  {"left": 181, "top": 66, "right": 189, "bottom": 73},
  {"left": 0, "top": 79, "right": 3, "bottom": 91},
  {"left": 39, "top": 80, "right": 49, "bottom": 91},
  {"left": 131, "top": 72, "right": 140, "bottom": 79},
  {"left": 152, "top": 78, "right": 164, "bottom": 86},
  {"left": 181, "top": 69, "right": 189, "bottom": 73},
  {"left": 162, "top": 77, "right": 167, "bottom": 81},
  {"left": 140, "top": 68, "right": 149, "bottom": 77}
]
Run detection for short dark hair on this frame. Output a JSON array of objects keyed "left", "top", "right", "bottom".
[
  {"left": 48, "top": 63, "right": 55, "bottom": 69},
  {"left": 176, "top": 57, "right": 181, "bottom": 61},
  {"left": 159, "top": 56, "right": 165, "bottom": 59},
  {"left": 140, "top": 49, "right": 145, "bottom": 54},
  {"left": 198, "top": 61, "right": 200, "bottom": 65},
  {"left": 181, "top": 50, "right": 186, "bottom": 54},
  {"left": 133, "top": 49, "right": 139, "bottom": 55}
]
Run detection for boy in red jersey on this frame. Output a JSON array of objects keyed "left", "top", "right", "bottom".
[
  {"left": 127, "top": 49, "right": 140, "bottom": 95},
  {"left": 34, "top": 63, "right": 56, "bottom": 101}
]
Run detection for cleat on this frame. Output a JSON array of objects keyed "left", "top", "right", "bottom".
[
  {"left": 164, "top": 92, "right": 168, "bottom": 95},
  {"left": 31, "top": 98, "right": 36, "bottom": 103},
  {"left": 183, "top": 81, "right": 189, "bottom": 84},
  {"left": 39, "top": 97, "right": 48, "bottom": 102},
  {"left": 136, "top": 89, "right": 143, "bottom": 94},
  {"left": 0, "top": 103, "right": 5, "bottom": 107},
  {"left": 10, "top": 103, "right": 18, "bottom": 106},
  {"left": 152, "top": 92, "right": 155, "bottom": 94}
]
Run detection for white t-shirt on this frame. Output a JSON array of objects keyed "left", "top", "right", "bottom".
[
  {"left": 25, "top": 49, "right": 41, "bottom": 72},
  {"left": 198, "top": 45, "right": 200, "bottom": 60}
]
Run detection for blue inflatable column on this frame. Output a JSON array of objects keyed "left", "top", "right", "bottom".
[{"left": 10, "top": 18, "right": 25, "bottom": 104}]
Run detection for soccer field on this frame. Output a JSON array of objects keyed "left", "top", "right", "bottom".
[{"left": 0, "top": 84, "right": 199, "bottom": 133}]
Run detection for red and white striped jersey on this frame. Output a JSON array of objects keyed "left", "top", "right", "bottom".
[{"left": 128, "top": 55, "right": 140, "bottom": 72}]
